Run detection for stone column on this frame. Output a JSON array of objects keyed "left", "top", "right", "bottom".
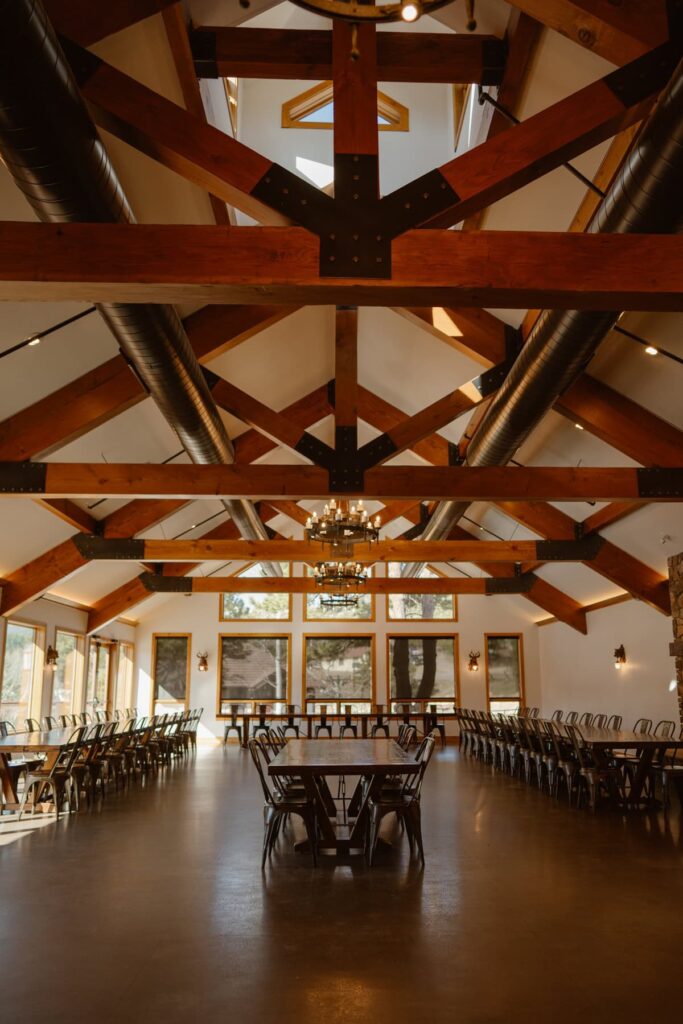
[{"left": 668, "top": 552, "right": 683, "bottom": 726}]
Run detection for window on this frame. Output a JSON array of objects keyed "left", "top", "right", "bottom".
[
  {"left": 304, "top": 566, "right": 374, "bottom": 622},
  {"left": 282, "top": 81, "right": 409, "bottom": 132},
  {"left": 218, "top": 634, "right": 290, "bottom": 713},
  {"left": 220, "top": 563, "right": 291, "bottom": 621},
  {"left": 304, "top": 635, "right": 374, "bottom": 712},
  {"left": 85, "top": 639, "right": 112, "bottom": 715},
  {"left": 152, "top": 634, "right": 190, "bottom": 710},
  {"left": 0, "top": 621, "right": 44, "bottom": 727},
  {"left": 387, "top": 564, "right": 457, "bottom": 621},
  {"left": 485, "top": 634, "right": 524, "bottom": 714},
  {"left": 388, "top": 635, "right": 459, "bottom": 712},
  {"left": 51, "top": 629, "right": 84, "bottom": 718},
  {"left": 114, "top": 641, "right": 135, "bottom": 712}
]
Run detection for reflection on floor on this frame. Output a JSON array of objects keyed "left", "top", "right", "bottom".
[
  {"left": 1, "top": 745, "right": 682, "bottom": 1023},
  {"left": 0, "top": 812, "right": 55, "bottom": 846}
]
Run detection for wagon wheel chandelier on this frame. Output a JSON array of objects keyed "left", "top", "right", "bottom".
[
  {"left": 319, "top": 592, "right": 361, "bottom": 608},
  {"left": 288, "top": 0, "right": 474, "bottom": 28},
  {"left": 305, "top": 499, "right": 380, "bottom": 557}
]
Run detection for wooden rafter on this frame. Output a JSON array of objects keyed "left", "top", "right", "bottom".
[
  {"left": 334, "top": 308, "right": 359, "bottom": 437},
  {"left": 160, "top": 1, "right": 231, "bottom": 226},
  {"left": 33, "top": 498, "right": 97, "bottom": 534},
  {"left": 140, "top": 575, "right": 540, "bottom": 596},
  {"left": 191, "top": 27, "right": 507, "bottom": 84},
  {"left": 505, "top": 1, "right": 671, "bottom": 65},
  {"left": 1, "top": 462, "right": 678, "bottom": 502},
  {"left": 2, "top": 224, "right": 682, "bottom": 310},
  {"left": 461, "top": 9, "right": 543, "bottom": 231},
  {"left": 44, "top": 0, "right": 178, "bottom": 47}
]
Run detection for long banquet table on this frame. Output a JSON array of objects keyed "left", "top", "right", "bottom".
[
  {"left": 224, "top": 710, "right": 457, "bottom": 748},
  {"left": 268, "top": 738, "right": 419, "bottom": 855}
]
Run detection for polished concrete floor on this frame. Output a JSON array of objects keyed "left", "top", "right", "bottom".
[{"left": 1, "top": 744, "right": 683, "bottom": 1023}]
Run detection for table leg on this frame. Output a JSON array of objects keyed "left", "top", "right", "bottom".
[{"left": 0, "top": 751, "right": 20, "bottom": 809}]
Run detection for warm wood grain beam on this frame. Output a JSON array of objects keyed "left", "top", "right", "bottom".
[
  {"left": 44, "top": 0, "right": 178, "bottom": 46},
  {"left": 388, "top": 42, "right": 674, "bottom": 230},
  {"left": 140, "top": 574, "right": 532, "bottom": 596},
  {"left": 161, "top": 1, "right": 231, "bottom": 226},
  {"left": 580, "top": 501, "right": 647, "bottom": 535},
  {"left": 493, "top": 500, "right": 671, "bottom": 614},
  {"left": 333, "top": 22, "right": 379, "bottom": 161},
  {"left": 0, "top": 538, "right": 89, "bottom": 617},
  {"left": 462, "top": 9, "right": 542, "bottom": 231},
  {"left": 70, "top": 537, "right": 602, "bottom": 564},
  {"left": 3, "top": 224, "right": 682, "bottom": 310},
  {"left": 1, "top": 462, "right": 679, "bottom": 501},
  {"left": 334, "top": 308, "right": 359, "bottom": 433},
  {"left": 557, "top": 374, "right": 683, "bottom": 467},
  {"left": 0, "top": 304, "right": 293, "bottom": 462},
  {"left": 192, "top": 27, "right": 507, "bottom": 84},
  {"left": 33, "top": 498, "right": 97, "bottom": 534},
  {"left": 64, "top": 44, "right": 300, "bottom": 226},
  {"left": 505, "top": 1, "right": 670, "bottom": 65}
]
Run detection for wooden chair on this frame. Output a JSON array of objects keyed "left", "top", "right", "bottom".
[
  {"left": 18, "top": 727, "right": 86, "bottom": 820},
  {"left": 223, "top": 705, "right": 243, "bottom": 745},
  {"left": 248, "top": 739, "right": 318, "bottom": 867}
]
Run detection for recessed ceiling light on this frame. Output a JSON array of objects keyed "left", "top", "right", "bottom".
[
  {"left": 645, "top": 345, "right": 658, "bottom": 356},
  {"left": 574, "top": 423, "right": 584, "bottom": 430},
  {"left": 28, "top": 336, "right": 41, "bottom": 347}
]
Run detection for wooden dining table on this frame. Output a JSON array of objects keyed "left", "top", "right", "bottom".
[
  {"left": 268, "top": 738, "right": 419, "bottom": 856},
  {"left": 557, "top": 724, "right": 683, "bottom": 803}
]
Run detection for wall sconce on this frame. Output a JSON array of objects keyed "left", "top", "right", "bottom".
[
  {"left": 614, "top": 644, "right": 626, "bottom": 670},
  {"left": 197, "top": 652, "right": 209, "bottom": 673},
  {"left": 468, "top": 650, "right": 481, "bottom": 672},
  {"left": 46, "top": 645, "right": 59, "bottom": 669}
]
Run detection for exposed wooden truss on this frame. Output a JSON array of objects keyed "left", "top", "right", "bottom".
[
  {"left": 44, "top": 0, "right": 178, "bottom": 47},
  {"left": 1, "top": 462, "right": 679, "bottom": 502},
  {"left": 2, "top": 224, "right": 682, "bottom": 310},
  {"left": 136, "top": 575, "right": 544, "bottom": 596}
]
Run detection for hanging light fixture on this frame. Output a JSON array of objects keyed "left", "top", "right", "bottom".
[
  {"left": 320, "top": 592, "right": 360, "bottom": 609},
  {"left": 287, "top": 0, "right": 457, "bottom": 25},
  {"left": 306, "top": 499, "right": 380, "bottom": 557},
  {"left": 46, "top": 645, "right": 59, "bottom": 669},
  {"left": 314, "top": 560, "right": 368, "bottom": 592}
]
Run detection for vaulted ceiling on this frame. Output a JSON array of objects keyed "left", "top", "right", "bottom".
[{"left": 0, "top": 0, "right": 681, "bottom": 633}]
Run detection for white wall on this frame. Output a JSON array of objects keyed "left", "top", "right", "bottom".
[
  {"left": 0, "top": 598, "right": 136, "bottom": 721},
  {"left": 538, "top": 600, "right": 678, "bottom": 727},
  {"left": 134, "top": 576, "right": 542, "bottom": 740}
]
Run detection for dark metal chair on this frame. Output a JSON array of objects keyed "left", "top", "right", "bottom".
[
  {"left": 252, "top": 704, "right": 271, "bottom": 739},
  {"left": 223, "top": 704, "right": 243, "bottom": 745},
  {"left": 18, "top": 726, "right": 86, "bottom": 820},
  {"left": 366, "top": 735, "right": 437, "bottom": 866},
  {"left": 425, "top": 704, "right": 446, "bottom": 748},
  {"left": 339, "top": 705, "right": 358, "bottom": 738},
  {"left": 314, "top": 705, "right": 333, "bottom": 738},
  {"left": 370, "top": 704, "right": 389, "bottom": 738},
  {"left": 25, "top": 718, "right": 42, "bottom": 733},
  {"left": 249, "top": 739, "right": 318, "bottom": 867},
  {"left": 565, "top": 724, "right": 625, "bottom": 811},
  {"left": 282, "top": 704, "right": 300, "bottom": 738}
]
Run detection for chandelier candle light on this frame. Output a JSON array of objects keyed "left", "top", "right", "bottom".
[
  {"left": 314, "top": 560, "right": 368, "bottom": 592},
  {"left": 306, "top": 499, "right": 380, "bottom": 557}
]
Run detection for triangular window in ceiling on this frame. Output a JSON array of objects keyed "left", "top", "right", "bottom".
[{"left": 282, "top": 81, "right": 409, "bottom": 132}]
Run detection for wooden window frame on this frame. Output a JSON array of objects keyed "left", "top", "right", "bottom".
[
  {"left": 484, "top": 632, "right": 525, "bottom": 712},
  {"left": 302, "top": 632, "right": 376, "bottom": 712},
  {"left": 52, "top": 627, "right": 86, "bottom": 716},
  {"left": 85, "top": 637, "right": 117, "bottom": 715},
  {"left": 216, "top": 632, "right": 292, "bottom": 716},
  {"left": 282, "top": 80, "right": 409, "bottom": 131},
  {"left": 0, "top": 617, "right": 46, "bottom": 724},
  {"left": 114, "top": 640, "right": 136, "bottom": 712},
  {"left": 386, "top": 632, "right": 460, "bottom": 708},
  {"left": 303, "top": 564, "right": 376, "bottom": 623},
  {"left": 151, "top": 632, "right": 191, "bottom": 714},
  {"left": 386, "top": 564, "right": 458, "bottom": 623}
]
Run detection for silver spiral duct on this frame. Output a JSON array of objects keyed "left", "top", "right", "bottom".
[
  {"left": 403, "top": 55, "right": 683, "bottom": 576},
  {"left": 0, "top": 0, "right": 276, "bottom": 562}
]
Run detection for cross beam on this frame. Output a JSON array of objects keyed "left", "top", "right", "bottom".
[
  {"left": 138, "top": 573, "right": 538, "bottom": 596},
  {"left": 1, "top": 463, "right": 680, "bottom": 501},
  {"left": 1, "top": 224, "right": 681, "bottom": 310}
]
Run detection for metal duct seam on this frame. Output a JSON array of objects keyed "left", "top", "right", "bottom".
[{"left": 0, "top": 0, "right": 277, "bottom": 567}]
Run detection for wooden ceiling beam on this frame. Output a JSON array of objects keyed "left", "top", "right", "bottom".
[
  {"left": 581, "top": 500, "right": 647, "bottom": 535},
  {"left": 0, "top": 538, "right": 89, "bottom": 617},
  {"left": 191, "top": 27, "right": 508, "bottom": 84},
  {"left": 461, "top": 9, "right": 543, "bottom": 231},
  {"left": 1, "top": 462, "right": 679, "bottom": 502},
  {"left": 505, "top": 1, "right": 671, "bottom": 65},
  {"left": 391, "top": 42, "right": 673, "bottom": 230},
  {"left": 44, "top": 0, "right": 178, "bottom": 47},
  {"left": 493, "top": 500, "right": 671, "bottom": 614},
  {"left": 3, "top": 223, "right": 682, "bottom": 310},
  {"left": 0, "top": 304, "right": 293, "bottom": 463},
  {"left": 33, "top": 498, "right": 98, "bottom": 534},
  {"left": 160, "top": 2, "right": 230, "bottom": 226},
  {"left": 334, "top": 308, "right": 359, "bottom": 435},
  {"left": 139, "top": 575, "right": 533, "bottom": 596},
  {"left": 68, "top": 537, "right": 604, "bottom": 564}
]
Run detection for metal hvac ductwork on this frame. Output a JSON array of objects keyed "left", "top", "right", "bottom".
[
  {"left": 0, "top": 0, "right": 276, "bottom": 562},
  {"left": 403, "top": 55, "right": 683, "bottom": 576}
]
